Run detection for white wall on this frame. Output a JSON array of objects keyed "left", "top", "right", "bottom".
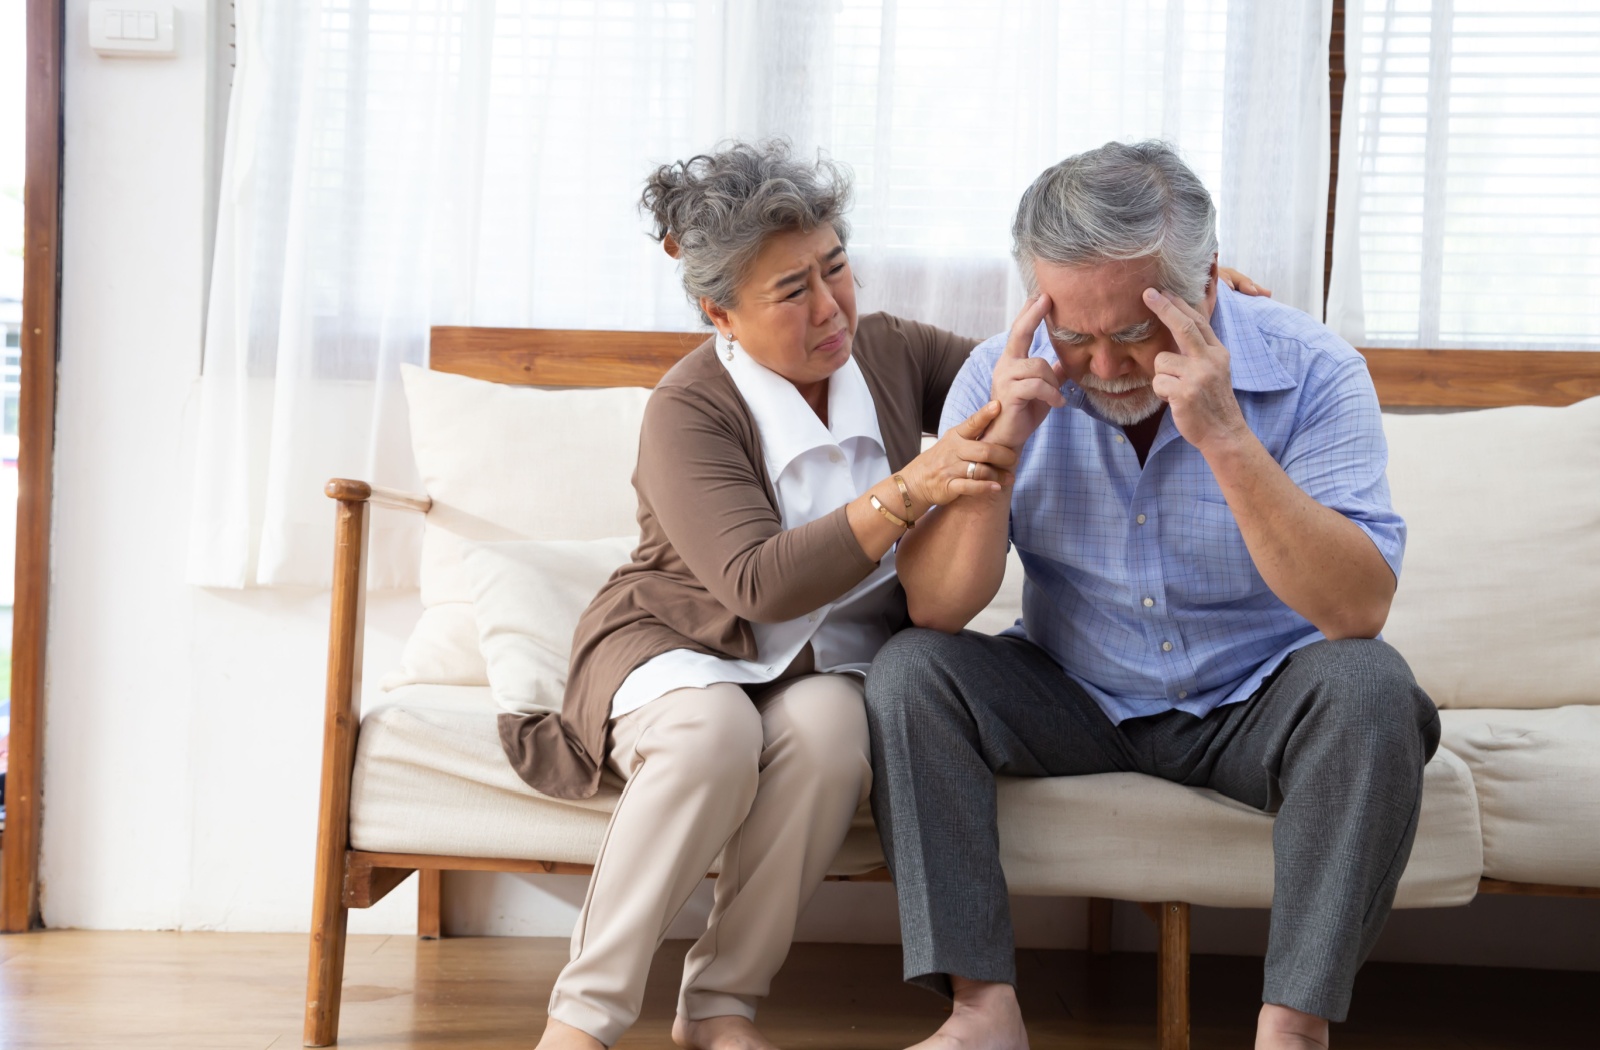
[{"left": 36, "top": 0, "right": 1600, "bottom": 975}]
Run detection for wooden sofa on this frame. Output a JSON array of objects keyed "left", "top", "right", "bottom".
[{"left": 304, "top": 327, "right": 1600, "bottom": 1049}]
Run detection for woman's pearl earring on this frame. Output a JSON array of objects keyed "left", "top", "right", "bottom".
[{"left": 723, "top": 332, "right": 737, "bottom": 361}]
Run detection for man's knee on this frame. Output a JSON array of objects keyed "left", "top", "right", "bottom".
[
  {"left": 1299, "top": 639, "right": 1439, "bottom": 757},
  {"left": 865, "top": 627, "right": 977, "bottom": 720}
]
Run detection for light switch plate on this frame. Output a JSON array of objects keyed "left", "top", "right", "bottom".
[{"left": 88, "top": 1, "right": 177, "bottom": 57}]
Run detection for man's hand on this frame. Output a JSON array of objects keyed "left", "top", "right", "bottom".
[
  {"left": 986, "top": 293, "right": 1069, "bottom": 450},
  {"left": 1145, "top": 288, "right": 1250, "bottom": 455}
]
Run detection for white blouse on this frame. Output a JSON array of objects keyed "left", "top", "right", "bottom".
[{"left": 609, "top": 335, "right": 900, "bottom": 719}]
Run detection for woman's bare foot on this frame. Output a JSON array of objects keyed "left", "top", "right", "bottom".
[
  {"left": 534, "top": 1018, "right": 606, "bottom": 1050},
  {"left": 672, "top": 1013, "right": 780, "bottom": 1050},
  {"left": 1255, "top": 1003, "right": 1330, "bottom": 1050},
  {"left": 904, "top": 977, "right": 1028, "bottom": 1050}
]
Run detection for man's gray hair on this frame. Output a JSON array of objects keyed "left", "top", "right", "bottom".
[
  {"left": 642, "top": 141, "right": 852, "bottom": 325},
  {"left": 1011, "top": 140, "right": 1218, "bottom": 305}
]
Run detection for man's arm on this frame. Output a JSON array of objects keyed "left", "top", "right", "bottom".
[
  {"left": 1146, "top": 289, "right": 1396, "bottom": 639},
  {"left": 899, "top": 295, "right": 1064, "bottom": 632}
]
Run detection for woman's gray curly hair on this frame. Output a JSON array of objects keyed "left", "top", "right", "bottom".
[{"left": 642, "top": 140, "right": 853, "bottom": 325}]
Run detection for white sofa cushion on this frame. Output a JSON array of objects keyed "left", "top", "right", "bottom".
[
  {"left": 350, "top": 684, "right": 1482, "bottom": 905},
  {"left": 349, "top": 684, "right": 886, "bottom": 875},
  {"left": 384, "top": 365, "right": 651, "bottom": 688},
  {"left": 1440, "top": 706, "right": 1600, "bottom": 887},
  {"left": 1381, "top": 396, "right": 1600, "bottom": 709},
  {"left": 463, "top": 536, "right": 638, "bottom": 716}
]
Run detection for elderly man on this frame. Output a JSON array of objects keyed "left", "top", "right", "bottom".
[{"left": 867, "top": 140, "right": 1440, "bottom": 1050}]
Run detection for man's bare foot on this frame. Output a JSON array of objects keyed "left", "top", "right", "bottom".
[
  {"left": 903, "top": 977, "right": 1028, "bottom": 1050},
  {"left": 1256, "top": 1003, "right": 1330, "bottom": 1050},
  {"left": 671, "top": 1013, "right": 780, "bottom": 1050},
  {"left": 535, "top": 1018, "right": 606, "bottom": 1050}
]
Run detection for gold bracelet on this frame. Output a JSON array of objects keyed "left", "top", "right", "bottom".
[
  {"left": 892, "top": 473, "right": 913, "bottom": 513},
  {"left": 870, "top": 494, "right": 914, "bottom": 530}
]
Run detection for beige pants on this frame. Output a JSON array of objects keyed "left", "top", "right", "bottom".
[{"left": 546, "top": 673, "right": 872, "bottom": 1045}]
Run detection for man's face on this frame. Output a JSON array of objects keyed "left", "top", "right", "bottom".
[{"left": 1033, "top": 257, "right": 1215, "bottom": 426}]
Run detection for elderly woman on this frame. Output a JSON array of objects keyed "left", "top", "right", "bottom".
[{"left": 503, "top": 141, "right": 1014, "bottom": 1050}]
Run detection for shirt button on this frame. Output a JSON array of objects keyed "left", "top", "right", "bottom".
[
  {"left": 828, "top": 449, "right": 843, "bottom": 464},
  {"left": 1178, "top": 690, "right": 1189, "bottom": 699},
  {"left": 807, "top": 612, "right": 818, "bottom": 622},
  {"left": 1161, "top": 641, "right": 1173, "bottom": 652},
  {"left": 1136, "top": 514, "right": 1147, "bottom": 525},
  {"left": 1143, "top": 597, "right": 1155, "bottom": 608},
  {"left": 1115, "top": 434, "right": 1126, "bottom": 444}
]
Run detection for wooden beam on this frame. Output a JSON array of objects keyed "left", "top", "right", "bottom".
[
  {"left": 1478, "top": 878, "right": 1600, "bottom": 899},
  {"left": 303, "top": 495, "right": 370, "bottom": 1047},
  {"left": 1157, "top": 902, "right": 1191, "bottom": 1050},
  {"left": 342, "top": 853, "right": 415, "bottom": 909},
  {"left": 429, "top": 326, "right": 702, "bottom": 389},
  {"left": 1360, "top": 347, "right": 1600, "bottom": 408},
  {"left": 2, "top": 0, "right": 65, "bottom": 936},
  {"left": 1087, "top": 897, "right": 1114, "bottom": 955},
  {"left": 346, "top": 850, "right": 894, "bottom": 883},
  {"left": 417, "top": 869, "right": 443, "bottom": 940}
]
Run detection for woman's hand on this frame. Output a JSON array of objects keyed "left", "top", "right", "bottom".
[
  {"left": 900, "top": 401, "right": 1018, "bottom": 507},
  {"left": 1219, "top": 266, "right": 1272, "bottom": 297}
]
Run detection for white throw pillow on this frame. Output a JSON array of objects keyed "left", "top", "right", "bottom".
[
  {"left": 463, "top": 536, "right": 639, "bottom": 716},
  {"left": 1381, "top": 396, "right": 1600, "bottom": 709},
  {"left": 384, "top": 365, "right": 651, "bottom": 689}
]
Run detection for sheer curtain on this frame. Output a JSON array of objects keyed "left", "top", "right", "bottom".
[
  {"left": 189, "top": 0, "right": 1332, "bottom": 590},
  {"left": 1326, "top": 0, "right": 1600, "bottom": 350}
]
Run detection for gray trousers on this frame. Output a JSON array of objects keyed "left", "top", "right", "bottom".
[{"left": 864, "top": 630, "right": 1440, "bottom": 1022}]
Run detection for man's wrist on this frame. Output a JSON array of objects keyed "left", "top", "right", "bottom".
[{"left": 1196, "top": 421, "right": 1260, "bottom": 477}]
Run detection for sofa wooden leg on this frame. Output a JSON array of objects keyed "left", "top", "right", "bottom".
[
  {"left": 418, "top": 869, "right": 443, "bottom": 940},
  {"left": 304, "top": 874, "right": 351, "bottom": 1046},
  {"left": 1156, "top": 901, "right": 1191, "bottom": 1050},
  {"left": 1087, "top": 897, "right": 1114, "bottom": 955}
]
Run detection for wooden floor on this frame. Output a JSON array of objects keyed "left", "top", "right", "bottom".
[{"left": 0, "top": 930, "right": 1594, "bottom": 1049}]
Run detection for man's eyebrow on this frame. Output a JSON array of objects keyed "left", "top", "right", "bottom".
[
  {"left": 773, "top": 246, "right": 846, "bottom": 290},
  {"left": 1112, "top": 320, "right": 1155, "bottom": 342},
  {"left": 1048, "top": 325, "right": 1088, "bottom": 342}
]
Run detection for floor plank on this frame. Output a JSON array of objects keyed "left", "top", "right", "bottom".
[{"left": 0, "top": 931, "right": 1592, "bottom": 1049}]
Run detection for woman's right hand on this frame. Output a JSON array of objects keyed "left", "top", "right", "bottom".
[{"left": 900, "top": 401, "right": 1019, "bottom": 507}]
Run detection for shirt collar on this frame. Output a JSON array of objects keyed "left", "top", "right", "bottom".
[
  {"left": 1210, "top": 283, "right": 1299, "bottom": 393},
  {"left": 718, "top": 335, "right": 885, "bottom": 480}
]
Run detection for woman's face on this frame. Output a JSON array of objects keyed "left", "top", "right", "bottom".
[{"left": 706, "top": 225, "right": 858, "bottom": 390}]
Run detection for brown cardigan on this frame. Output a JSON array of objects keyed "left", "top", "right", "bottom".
[{"left": 498, "top": 312, "right": 979, "bottom": 799}]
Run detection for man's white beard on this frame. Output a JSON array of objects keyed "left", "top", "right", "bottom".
[{"left": 1078, "top": 375, "right": 1164, "bottom": 425}]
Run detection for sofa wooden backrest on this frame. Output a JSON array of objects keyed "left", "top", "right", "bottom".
[{"left": 428, "top": 324, "right": 1600, "bottom": 407}]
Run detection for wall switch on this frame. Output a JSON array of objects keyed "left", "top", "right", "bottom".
[{"left": 89, "top": 1, "right": 177, "bottom": 57}]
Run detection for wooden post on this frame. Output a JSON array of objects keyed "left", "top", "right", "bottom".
[
  {"left": 1, "top": 0, "right": 65, "bottom": 937},
  {"left": 1156, "top": 902, "right": 1191, "bottom": 1050},
  {"left": 303, "top": 492, "right": 370, "bottom": 1047},
  {"left": 418, "top": 869, "right": 443, "bottom": 940},
  {"left": 1087, "top": 897, "right": 1113, "bottom": 955}
]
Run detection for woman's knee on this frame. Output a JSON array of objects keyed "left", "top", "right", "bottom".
[
  {"left": 764, "top": 676, "right": 873, "bottom": 797},
  {"left": 635, "top": 687, "right": 764, "bottom": 792}
]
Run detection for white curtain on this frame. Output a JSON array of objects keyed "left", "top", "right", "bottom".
[
  {"left": 1326, "top": 0, "right": 1600, "bottom": 350},
  {"left": 189, "top": 0, "right": 1332, "bottom": 590}
]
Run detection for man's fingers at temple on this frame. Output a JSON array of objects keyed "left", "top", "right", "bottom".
[
  {"left": 1003, "top": 294, "right": 1052, "bottom": 359},
  {"left": 1144, "top": 289, "right": 1211, "bottom": 355}
]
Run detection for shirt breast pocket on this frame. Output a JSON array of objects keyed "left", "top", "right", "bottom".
[{"left": 1164, "top": 498, "right": 1262, "bottom": 606}]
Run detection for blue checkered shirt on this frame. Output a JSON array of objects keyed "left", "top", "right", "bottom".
[{"left": 940, "top": 284, "right": 1406, "bottom": 724}]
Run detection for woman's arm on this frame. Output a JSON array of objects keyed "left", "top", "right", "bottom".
[{"left": 639, "top": 387, "right": 1013, "bottom": 625}]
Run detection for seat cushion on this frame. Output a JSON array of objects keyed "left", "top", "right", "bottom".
[
  {"left": 352, "top": 685, "right": 1482, "bottom": 904},
  {"left": 1440, "top": 706, "right": 1600, "bottom": 888},
  {"left": 994, "top": 749, "right": 1482, "bottom": 908}
]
